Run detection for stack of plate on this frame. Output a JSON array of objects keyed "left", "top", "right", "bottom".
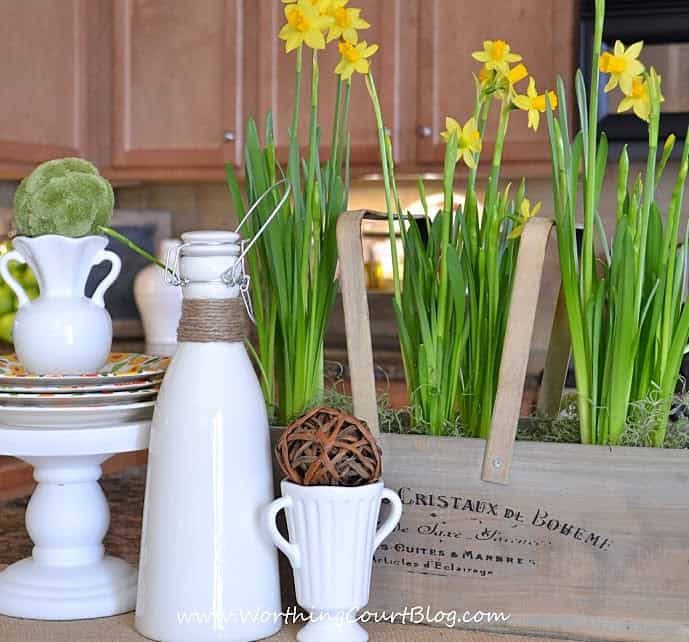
[{"left": 0, "top": 353, "right": 169, "bottom": 428}]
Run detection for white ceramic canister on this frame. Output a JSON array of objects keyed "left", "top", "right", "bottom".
[
  {"left": 136, "top": 231, "right": 282, "bottom": 642},
  {"left": 133, "top": 238, "right": 183, "bottom": 357},
  {"left": 265, "top": 480, "right": 403, "bottom": 642},
  {"left": 0, "top": 235, "right": 121, "bottom": 374}
]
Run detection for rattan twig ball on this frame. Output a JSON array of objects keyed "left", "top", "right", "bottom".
[{"left": 276, "top": 407, "right": 382, "bottom": 486}]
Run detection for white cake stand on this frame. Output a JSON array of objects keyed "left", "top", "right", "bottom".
[{"left": 0, "top": 420, "right": 150, "bottom": 620}]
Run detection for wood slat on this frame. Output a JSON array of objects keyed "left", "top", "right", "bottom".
[{"left": 481, "top": 218, "right": 554, "bottom": 484}]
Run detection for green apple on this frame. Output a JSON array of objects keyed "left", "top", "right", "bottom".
[
  {"left": 8, "top": 262, "right": 24, "bottom": 280},
  {"left": 0, "top": 312, "right": 15, "bottom": 344},
  {"left": 19, "top": 267, "right": 37, "bottom": 288},
  {"left": 0, "top": 284, "right": 13, "bottom": 316}
]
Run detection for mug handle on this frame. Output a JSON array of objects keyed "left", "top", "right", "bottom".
[
  {"left": 264, "top": 496, "right": 301, "bottom": 569},
  {"left": 90, "top": 250, "right": 122, "bottom": 308},
  {"left": 0, "top": 250, "right": 29, "bottom": 308},
  {"left": 374, "top": 488, "right": 403, "bottom": 551}
]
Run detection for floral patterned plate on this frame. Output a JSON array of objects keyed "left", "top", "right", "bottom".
[
  {"left": 0, "top": 386, "right": 159, "bottom": 407},
  {"left": 0, "top": 400, "right": 155, "bottom": 428},
  {"left": 0, "top": 377, "right": 162, "bottom": 394},
  {"left": 0, "top": 353, "right": 170, "bottom": 386}
]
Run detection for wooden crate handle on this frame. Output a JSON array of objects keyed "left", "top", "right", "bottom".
[
  {"left": 537, "top": 281, "right": 571, "bottom": 417},
  {"left": 336, "top": 211, "right": 567, "bottom": 481},
  {"left": 336, "top": 210, "right": 381, "bottom": 436},
  {"left": 481, "top": 217, "right": 556, "bottom": 484}
]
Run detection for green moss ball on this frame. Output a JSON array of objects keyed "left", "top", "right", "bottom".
[{"left": 14, "top": 158, "right": 114, "bottom": 237}]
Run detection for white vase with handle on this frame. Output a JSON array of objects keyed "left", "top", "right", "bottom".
[
  {"left": 265, "top": 480, "right": 403, "bottom": 642},
  {"left": 0, "top": 235, "right": 121, "bottom": 374}
]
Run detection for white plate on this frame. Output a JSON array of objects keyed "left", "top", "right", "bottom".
[
  {"left": 0, "top": 377, "right": 162, "bottom": 394},
  {"left": 0, "top": 401, "right": 156, "bottom": 428},
  {"left": 0, "top": 387, "right": 159, "bottom": 407},
  {"left": 0, "top": 353, "right": 169, "bottom": 386}
]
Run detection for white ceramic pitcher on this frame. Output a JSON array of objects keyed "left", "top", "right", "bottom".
[
  {"left": 265, "top": 480, "right": 403, "bottom": 642},
  {"left": 0, "top": 235, "right": 121, "bottom": 374}
]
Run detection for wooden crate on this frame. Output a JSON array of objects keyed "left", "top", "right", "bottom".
[{"left": 333, "top": 210, "right": 689, "bottom": 642}]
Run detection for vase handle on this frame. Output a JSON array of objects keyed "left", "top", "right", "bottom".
[
  {"left": 0, "top": 250, "right": 29, "bottom": 308},
  {"left": 264, "top": 496, "right": 301, "bottom": 569},
  {"left": 90, "top": 250, "right": 122, "bottom": 308},
  {"left": 374, "top": 488, "right": 403, "bottom": 551}
]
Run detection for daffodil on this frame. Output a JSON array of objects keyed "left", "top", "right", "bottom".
[
  {"left": 478, "top": 65, "right": 495, "bottom": 87},
  {"left": 599, "top": 41, "right": 644, "bottom": 95},
  {"left": 477, "top": 62, "right": 526, "bottom": 96},
  {"left": 513, "top": 77, "right": 557, "bottom": 131},
  {"left": 617, "top": 69, "right": 663, "bottom": 122},
  {"left": 472, "top": 39, "right": 521, "bottom": 74},
  {"left": 441, "top": 117, "right": 482, "bottom": 169},
  {"left": 507, "top": 63, "right": 528, "bottom": 86},
  {"left": 326, "top": 0, "right": 370, "bottom": 43},
  {"left": 279, "top": 0, "right": 334, "bottom": 52},
  {"left": 334, "top": 39, "right": 378, "bottom": 80},
  {"left": 508, "top": 199, "right": 542, "bottom": 240},
  {"left": 617, "top": 75, "right": 650, "bottom": 122}
]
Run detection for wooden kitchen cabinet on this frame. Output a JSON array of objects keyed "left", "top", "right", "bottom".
[
  {"left": 112, "top": 0, "right": 247, "bottom": 168},
  {"left": 0, "top": 0, "right": 90, "bottom": 168},
  {"left": 416, "top": 0, "right": 577, "bottom": 165},
  {"left": 0, "top": 0, "right": 577, "bottom": 180},
  {"left": 250, "top": 0, "right": 418, "bottom": 166}
]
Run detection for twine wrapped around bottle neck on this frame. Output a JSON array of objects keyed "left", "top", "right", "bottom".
[{"left": 177, "top": 298, "right": 248, "bottom": 343}]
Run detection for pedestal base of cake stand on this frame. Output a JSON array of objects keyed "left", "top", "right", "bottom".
[{"left": 0, "top": 422, "right": 150, "bottom": 620}]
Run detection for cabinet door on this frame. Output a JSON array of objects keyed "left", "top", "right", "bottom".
[
  {"left": 0, "top": 0, "right": 88, "bottom": 164},
  {"left": 251, "top": 1, "right": 417, "bottom": 166},
  {"left": 416, "top": 0, "right": 577, "bottom": 165},
  {"left": 112, "top": 0, "right": 245, "bottom": 167}
]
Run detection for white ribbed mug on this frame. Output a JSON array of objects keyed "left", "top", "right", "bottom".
[{"left": 265, "top": 479, "right": 403, "bottom": 642}]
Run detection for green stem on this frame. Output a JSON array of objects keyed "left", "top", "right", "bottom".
[
  {"left": 466, "top": 95, "right": 491, "bottom": 268},
  {"left": 98, "top": 226, "right": 165, "bottom": 269},
  {"left": 366, "top": 72, "right": 401, "bottom": 308},
  {"left": 483, "top": 100, "right": 510, "bottom": 216},
  {"left": 329, "top": 77, "right": 343, "bottom": 181},
  {"left": 582, "top": 0, "right": 604, "bottom": 306},
  {"left": 291, "top": 46, "right": 303, "bottom": 140},
  {"left": 636, "top": 72, "right": 660, "bottom": 312},
  {"left": 288, "top": 46, "right": 304, "bottom": 220}
]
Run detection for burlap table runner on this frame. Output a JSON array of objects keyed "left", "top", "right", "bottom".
[
  {"left": 0, "top": 615, "right": 580, "bottom": 642},
  {"left": 0, "top": 577, "right": 577, "bottom": 642}
]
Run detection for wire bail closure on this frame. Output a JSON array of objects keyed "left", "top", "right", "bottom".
[{"left": 163, "top": 179, "right": 291, "bottom": 324}]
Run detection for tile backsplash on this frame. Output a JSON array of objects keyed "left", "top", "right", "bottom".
[{"left": 116, "top": 183, "right": 237, "bottom": 236}]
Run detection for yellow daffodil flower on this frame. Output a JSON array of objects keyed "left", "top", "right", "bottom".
[
  {"left": 617, "top": 69, "right": 663, "bottom": 122},
  {"left": 508, "top": 199, "right": 542, "bottom": 240},
  {"left": 441, "top": 117, "right": 482, "bottom": 169},
  {"left": 599, "top": 40, "right": 644, "bottom": 95},
  {"left": 472, "top": 39, "right": 521, "bottom": 74},
  {"left": 507, "top": 63, "right": 528, "bottom": 86},
  {"left": 326, "top": 0, "right": 370, "bottom": 43},
  {"left": 477, "top": 62, "right": 527, "bottom": 100},
  {"left": 335, "top": 40, "right": 378, "bottom": 80},
  {"left": 478, "top": 65, "right": 495, "bottom": 87},
  {"left": 617, "top": 76, "right": 650, "bottom": 122},
  {"left": 279, "top": 0, "right": 334, "bottom": 52},
  {"left": 513, "top": 77, "right": 558, "bottom": 131}
]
